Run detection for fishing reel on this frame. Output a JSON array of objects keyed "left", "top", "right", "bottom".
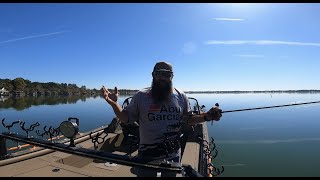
[{"left": 205, "top": 103, "right": 222, "bottom": 122}]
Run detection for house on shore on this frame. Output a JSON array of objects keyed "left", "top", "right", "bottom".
[
  {"left": 29, "top": 91, "right": 38, "bottom": 97},
  {"left": 0, "top": 87, "right": 9, "bottom": 96},
  {"left": 13, "top": 91, "right": 25, "bottom": 97}
]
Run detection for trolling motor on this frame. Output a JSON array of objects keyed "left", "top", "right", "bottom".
[{"left": 59, "top": 117, "right": 79, "bottom": 147}]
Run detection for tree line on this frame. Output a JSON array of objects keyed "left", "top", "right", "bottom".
[{"left": 0, "top": 78, "right": 138, "bottom": 97}]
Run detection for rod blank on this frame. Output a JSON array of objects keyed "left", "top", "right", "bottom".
[{"left": 222, "top": 101, "right": 320, "bottom": 114}]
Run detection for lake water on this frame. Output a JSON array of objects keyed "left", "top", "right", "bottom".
[{"left": 0, "top": 93, "right": 320, "bottom": 177}]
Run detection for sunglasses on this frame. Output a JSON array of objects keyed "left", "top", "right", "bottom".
[{"left": 154, "top": 71, "right": 173, "bottom": 78}]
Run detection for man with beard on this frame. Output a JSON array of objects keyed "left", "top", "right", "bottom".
[{"left": 101, "top": 61, "right": 222, "bottom": 177}]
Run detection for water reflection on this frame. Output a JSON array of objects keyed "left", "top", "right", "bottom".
[{"left": 0, "top": 95, "right": 101, "bottom": 111}]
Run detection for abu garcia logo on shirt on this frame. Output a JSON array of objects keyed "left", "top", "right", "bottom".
[{"left": 147, "top": 105, "right": 181, "bottom": 121}]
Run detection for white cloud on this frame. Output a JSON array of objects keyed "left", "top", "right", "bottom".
[
  {"left": 205, "top": 40, "right": 320, "bottom": 47},
  {"left": 213, "top": 18, "right": 245, "bottom": 21},
  {"left": 234, "top": 54, "right": 264, "bottom": 58},
  {"left": 159, "top": 18, "right": 169, "bottom": 23},
  {"left": 182, "top": 42, "right": 197, "bottom": 54},
  {"left": 0, "top": 30, "right": 70, "bottom": 44}
]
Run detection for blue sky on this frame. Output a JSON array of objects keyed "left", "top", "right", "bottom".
[{"left": 1, "top": 3, "right": 320, "bottom": 91}]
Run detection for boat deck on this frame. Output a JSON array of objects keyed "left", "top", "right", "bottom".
[{"left": 0, "top": 122, "right": 208, "bottom": 177}]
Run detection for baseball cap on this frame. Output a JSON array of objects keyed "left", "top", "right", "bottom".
[{"left": 153, "top": 61, "right": 173, "bottom": 73}]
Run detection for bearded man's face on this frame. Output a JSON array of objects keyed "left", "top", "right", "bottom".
[{"left": 151, "top": 72, "right": 173, "bottom": 103}]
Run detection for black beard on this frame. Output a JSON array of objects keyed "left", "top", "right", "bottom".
[{"left": 151, "top": 79, "right": 172, "bottom": 104}]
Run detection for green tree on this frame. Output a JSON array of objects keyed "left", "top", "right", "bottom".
[{"left": 13, "top": 77, "right": 26, "bottom": 91}]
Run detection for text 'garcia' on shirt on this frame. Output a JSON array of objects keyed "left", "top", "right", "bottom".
[
  {"left": 148, "top": 113, "right": 181, "bottom": 121},
  {"left": 148, "top": 104, "right": 182, "bottom": 121}
]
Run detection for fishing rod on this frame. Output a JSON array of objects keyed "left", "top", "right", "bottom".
[
  {"left": 220, "top": 100, "right": 320, "bottom": 114},
  {"left": 0, "top": 132, "right": 183, "bottom": 172}
]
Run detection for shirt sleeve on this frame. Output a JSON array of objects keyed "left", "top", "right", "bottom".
[
  {"left": 184, "top": 94, "right": 191, "bottom": 113},
  {"left": 182, "top": 92, "right": 192, "bottom": 114},
  {"left": 123, "top": 92, "right": 140, "bottom": 124}
]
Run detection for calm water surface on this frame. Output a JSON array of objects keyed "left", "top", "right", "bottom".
[{"left": 0, "top": 93, "right": 320, "bottom": 177}]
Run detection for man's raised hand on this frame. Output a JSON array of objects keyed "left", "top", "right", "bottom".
[{"left": 101, "top": 86, "right": 118, "bottom": 105}]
